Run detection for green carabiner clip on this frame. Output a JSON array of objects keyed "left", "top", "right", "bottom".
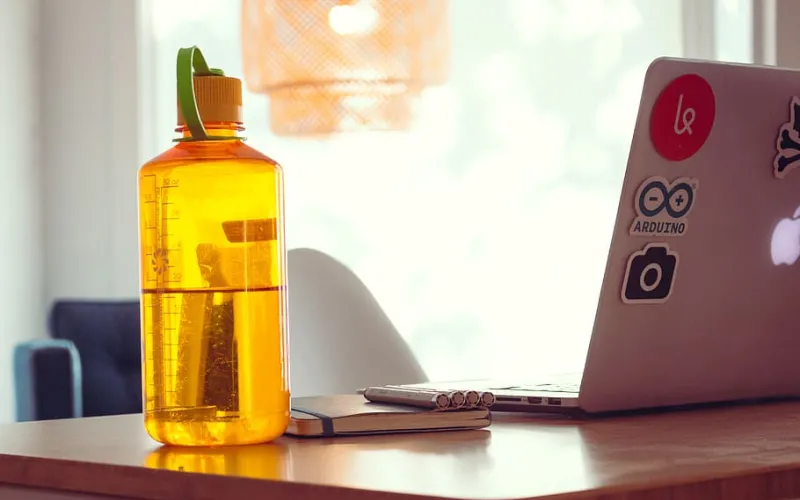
[{"left": 175, "top": 46, "right": 226, "bottom": 142}]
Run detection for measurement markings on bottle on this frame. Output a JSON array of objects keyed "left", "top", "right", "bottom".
[{"left": 142, "top": 174, "right": 184, "bottom": 285}]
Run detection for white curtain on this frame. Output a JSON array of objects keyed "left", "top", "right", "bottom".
[{"left": 0, "top": 0, "right": 43, "bottom": 424}]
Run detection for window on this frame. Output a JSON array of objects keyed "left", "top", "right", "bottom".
[{"left": 139, "top": 0, "right": 752, "bottom": 381}]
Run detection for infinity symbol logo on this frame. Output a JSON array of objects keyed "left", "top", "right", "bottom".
[{"left": 637, "top": 178, "right": 696, "bottom": 219}]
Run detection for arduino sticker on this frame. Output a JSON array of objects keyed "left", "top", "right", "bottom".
[
  {"left": 621, "top": 242, "right": 679, "bottom": 305},
  {"left": 629, "top": 176, "right": 698, "bottom": 237},
  {"left": 774, "top": 96, "right": 800, "bottom": 179}
]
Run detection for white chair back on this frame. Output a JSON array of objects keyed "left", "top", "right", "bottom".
[{"left": 287, "top": 248, "right": 426, "bottom": 397}]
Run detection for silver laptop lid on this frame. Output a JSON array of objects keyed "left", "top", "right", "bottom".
[{"left": 580, "top": 58, "right": 800, "bottom": 413}]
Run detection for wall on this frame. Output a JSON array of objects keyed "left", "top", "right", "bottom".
[
  {"left": 0, "top": 0, "right": 139, "bottom": 424},
  {"left": 0, "top": 0, "right": 44, "bottom": 423},
  {"left": 40, "top": 0, "right": 140, "bottom": 303}
]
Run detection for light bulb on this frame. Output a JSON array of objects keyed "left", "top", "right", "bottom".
[{"left": 328, "top": 1, "right": 379, "bottom": 35}]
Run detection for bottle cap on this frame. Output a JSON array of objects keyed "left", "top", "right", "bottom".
[
  {"left": 177, "top": 75, "right": 243, "bottom": 126},
  {"left": 175, "top": 46, "right": 243, "bottom": 141}
]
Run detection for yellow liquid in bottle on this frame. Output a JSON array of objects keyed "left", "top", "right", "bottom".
[{"left": 138, "top": 130, "right": 289, "bottom": 446}]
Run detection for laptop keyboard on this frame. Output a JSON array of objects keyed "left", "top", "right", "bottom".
[{"left": 502, "top": 382, "right": 581, "bottom": 394}]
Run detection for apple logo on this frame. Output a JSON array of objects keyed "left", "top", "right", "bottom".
[{"left": 771, "top": 206, "right": 800, "bottom": 265}]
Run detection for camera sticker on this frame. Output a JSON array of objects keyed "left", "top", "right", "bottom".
[
  {"left": 621, "top": 242, "right": 679, "bottom": 305},
  {"left": 629, "top": 176, "right": 698, "bottom": 237},
  {"left": 650, "top": 74, "right": 715, "bottom": 162},
  {"left": 774, "top": 96, "right": 800, "bottom": 179}
]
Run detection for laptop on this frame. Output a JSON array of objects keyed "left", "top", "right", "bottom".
[{"left": 400, "top": 57, "right": 800, "bottom": 414}]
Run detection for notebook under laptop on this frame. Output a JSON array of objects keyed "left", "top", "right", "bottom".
[{"left": 402, "top": 57, "right": 800, "bottom": 414}]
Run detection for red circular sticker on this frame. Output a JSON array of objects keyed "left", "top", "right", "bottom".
[{"left": 649, "top": 74, "right": 715, "bottom": 162}]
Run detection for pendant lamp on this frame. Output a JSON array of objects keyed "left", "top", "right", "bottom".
[{"left": 241, "top": 0, "right": 450, "bottom": 136}]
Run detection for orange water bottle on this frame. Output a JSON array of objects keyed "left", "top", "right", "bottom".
[{"left": 138, "top": 46, "right": 289, "bottom": 446}]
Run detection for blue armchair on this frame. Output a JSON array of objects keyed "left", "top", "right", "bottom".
[{"left": 14, "top": 300, "right": 142, "bottom": 421}]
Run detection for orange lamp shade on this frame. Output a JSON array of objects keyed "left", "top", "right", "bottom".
[{"left": 241, "top": 0, "right": 450, "bottom": 136}]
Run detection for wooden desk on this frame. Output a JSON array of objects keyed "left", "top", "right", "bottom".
[{"left": 3, "top": 402, "right": 800, "bottom": 500}]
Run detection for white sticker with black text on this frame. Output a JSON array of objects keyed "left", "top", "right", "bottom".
[{"left": 629, "top": 176, "right": 698, "bottom": 237}]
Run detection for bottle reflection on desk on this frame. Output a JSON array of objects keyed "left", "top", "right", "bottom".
[{"left": 144, "top": 442, "right": 292, "bottom": 480}]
